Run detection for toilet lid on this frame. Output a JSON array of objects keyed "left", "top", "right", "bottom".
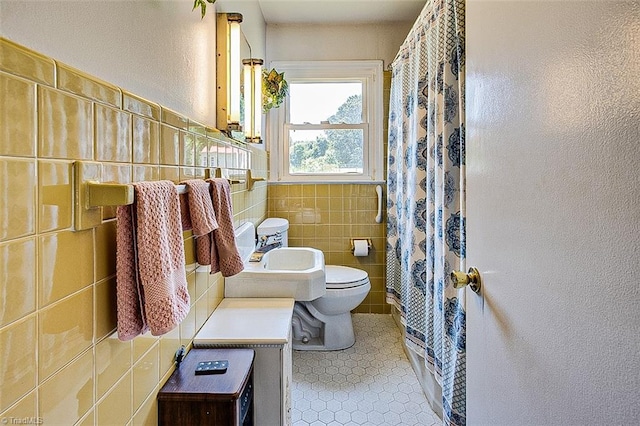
[{"left": 325, "top": 265, "right": 370, "bottom": 289}]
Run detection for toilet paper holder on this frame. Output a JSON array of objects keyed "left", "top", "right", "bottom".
[{"left": 350, "top": 239, "right": 372, "bottom": 254}]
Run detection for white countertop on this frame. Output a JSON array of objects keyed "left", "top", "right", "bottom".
[{"left": 193, "top": 298, "right": 295, "bottom": 346}]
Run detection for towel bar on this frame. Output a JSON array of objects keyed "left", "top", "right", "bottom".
[
  {"left": 73, "top": 161, "right": 260, "bottom": 231},
  {"left": 85, "top": 181, "right": 189, "bottom": 208},
  {"left": 84, "top": 169, "right": 243, "bottom": 208},
  {"left": 74, "top": 161, "right": 205, "bottom": 230},
  {"left": 246, "top": 169, "right": 266, "bottom": 191},
  {"left": 213, "top": 167, "right": 245, "bottom": 185}
]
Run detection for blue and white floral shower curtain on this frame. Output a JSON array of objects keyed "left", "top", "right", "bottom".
[{"left": 386, "top": 0, "right": 466, "bottom": 425}]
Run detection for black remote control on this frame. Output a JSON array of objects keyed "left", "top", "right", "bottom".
[{"left": 195, "top": 360, "right": 228, "bottom": 375}]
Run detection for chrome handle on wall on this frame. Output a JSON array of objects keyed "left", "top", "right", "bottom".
[
  {"left": 451, "top": 267, "right": 482, "bottom": 294},
  {"left": 375, "top": 185, "right": 383, "bottom": 223}
]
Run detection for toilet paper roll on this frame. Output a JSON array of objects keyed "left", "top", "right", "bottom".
[{"left": 353, "top": 239, "right": 369, "bottom": 257}]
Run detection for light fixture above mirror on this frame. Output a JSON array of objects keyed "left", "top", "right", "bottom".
[
  {"left": 243, "top": 58, "right": 263, "bottom": 143},
  {"left": 216, "top": 12, "right": 244, "bottom": 134}
]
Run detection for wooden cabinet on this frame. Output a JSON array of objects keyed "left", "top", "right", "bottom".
[{"left": 158, "top": 348, "right": 254, "bottom": 426}]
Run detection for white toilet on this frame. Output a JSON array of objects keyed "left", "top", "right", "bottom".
[{"left": 257, "top": 218, "right": 371, "bottom": 351}]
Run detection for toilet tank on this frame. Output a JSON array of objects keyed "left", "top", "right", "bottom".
[{"left": 257, "top": 218, "right": 289, "bottom": 247}]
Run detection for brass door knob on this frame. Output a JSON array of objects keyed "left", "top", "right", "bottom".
[{"left": 450, "top": 267, "right": 481, "bottom": 294}]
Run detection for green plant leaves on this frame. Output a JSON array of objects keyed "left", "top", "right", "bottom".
[
  {"left": 262, "top": 68, "right": 289, "bottom": 113},
  {"left": 192, "top": 0, "right": 216, "bottom": 19}
]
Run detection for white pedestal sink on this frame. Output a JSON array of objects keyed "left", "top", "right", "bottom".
[{"left": 225, "top": 246, "right": 326, "bottom": 301}]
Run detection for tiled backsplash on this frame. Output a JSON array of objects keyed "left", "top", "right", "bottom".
[
  {"left": 268, "top": 183, "right": 389, "bottom": 314},
  {"left": 0, "top": 38, "right": 267, "bottom": 425}
]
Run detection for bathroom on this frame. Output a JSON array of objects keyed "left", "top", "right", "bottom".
[{"left": 1, "top": 1, "right": 638, "bottom": 426}]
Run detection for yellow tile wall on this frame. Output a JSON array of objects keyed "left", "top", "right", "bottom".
[
  {"left": 266, "top": 71, "right": 391, "bottom": 315},
  {"left": 0, "top": 38, "right": 268, "bottom": 425},
  {"left": 268, "top": 183, "right": 389, "bottom": 314}
]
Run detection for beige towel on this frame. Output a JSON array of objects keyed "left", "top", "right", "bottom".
[{"left": 116, "top": 181, "right": 190, "bottom": 341}]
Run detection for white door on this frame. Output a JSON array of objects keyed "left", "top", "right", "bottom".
[{"left": 465, "top": 1, "right": 640, "bottom": 425}]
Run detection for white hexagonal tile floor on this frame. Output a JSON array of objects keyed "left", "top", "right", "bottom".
[{"left": 292, "top": 314, "right": 441, "bottom": 426}]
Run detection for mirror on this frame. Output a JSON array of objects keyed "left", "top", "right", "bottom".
[{"left": 232, "top": 31, "right": 251, "bottom": 141}]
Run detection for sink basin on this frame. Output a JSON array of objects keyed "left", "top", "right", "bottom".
[
  {"left": 264, "top": 247, "right": 318, "bottom": 271},
  {"left": 224, "top": 247, "right": 326, "bottom": 301}
]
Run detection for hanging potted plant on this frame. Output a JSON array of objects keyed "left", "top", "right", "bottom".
[{"left": 262, "top": 68, "right": 289, "bottom": 113}]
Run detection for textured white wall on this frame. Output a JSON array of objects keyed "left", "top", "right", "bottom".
[
  {"left": 466, "top": 1, "right": 640, "bottom": 424},
  {"left": 266, "top": 22, "right": 414, "bottom": 69},
  {"left": 1, "top": 0, "right": 218, "bottom": 126},
  {"left": 216, "top": 0, "right": 267, "bottom": 62}
]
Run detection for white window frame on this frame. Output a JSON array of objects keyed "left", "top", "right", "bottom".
[{"left": 267, "top": 60, "right": 384, "bottom": 183}]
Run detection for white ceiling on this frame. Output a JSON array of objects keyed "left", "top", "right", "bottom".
[{"left": 255, "top": 0, "right": 426, "bottom": 24}]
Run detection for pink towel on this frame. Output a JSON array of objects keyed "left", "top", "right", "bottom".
[
  {"left": 195, "top": 178, "right": 244, "bottom": 277},
  {"left": 116, "top": 181, "right": 190, "bottom": 341},
  {"left": 179, "top": 193, "right": 192, "bottom": 231},
  {"left": 182, "top": 180, "right": 218, "bottom": 236},
  {"left": 182, "top": 179, "right": 219, "bottom": 265},
  {"left": 209, "top": 179, "right": 244, "bottom": 276}
]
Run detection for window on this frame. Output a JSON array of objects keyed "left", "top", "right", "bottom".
[{"left": 268, "top": 61, "right": 383, "bottom": 182}]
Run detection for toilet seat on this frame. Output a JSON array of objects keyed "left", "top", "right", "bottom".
[{"left": 325, "top": 265, "right": 370, "bottom": 289}]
